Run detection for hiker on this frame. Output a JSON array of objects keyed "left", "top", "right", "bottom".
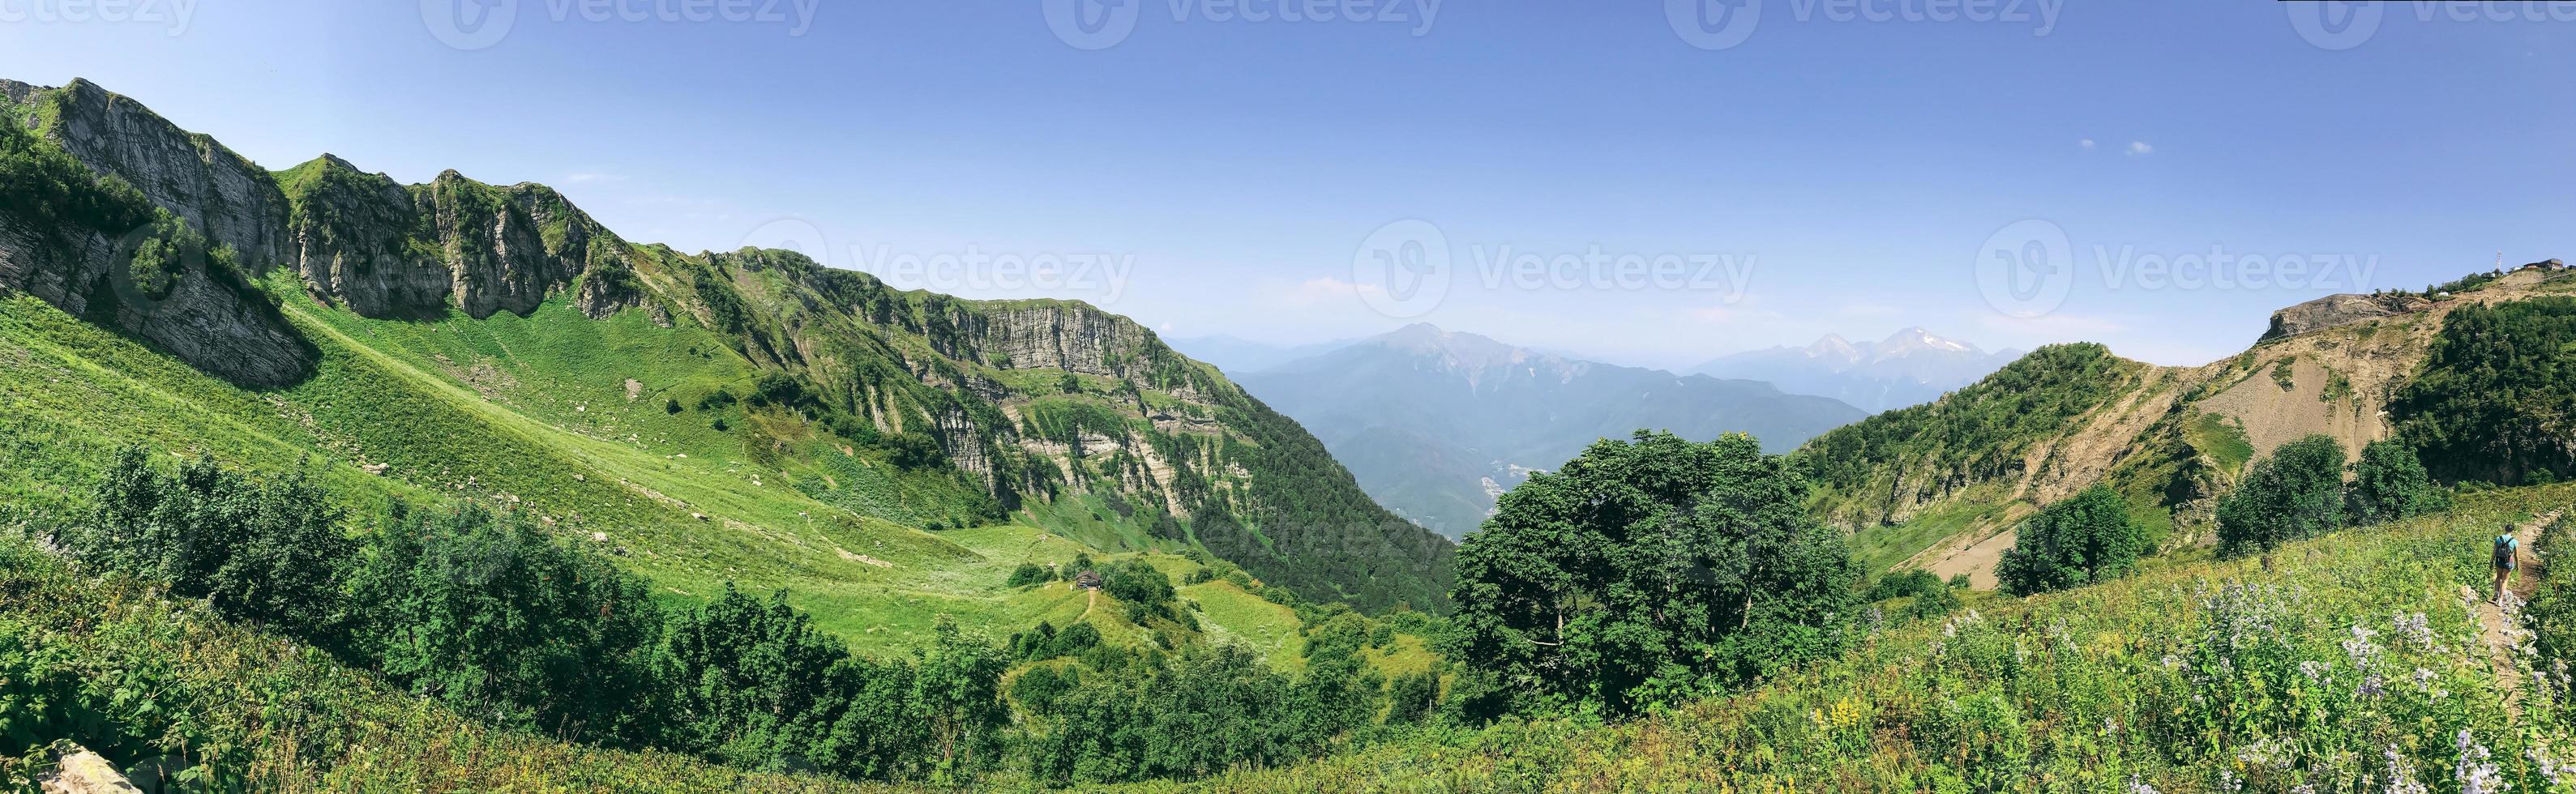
[{"left": 2495, "top": 525, "right": 2522, "bottom": 602}]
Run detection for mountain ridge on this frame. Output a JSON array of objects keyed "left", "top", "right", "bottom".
[{"left": 0, "top": 76, "right": 1453, "bottom": 616}]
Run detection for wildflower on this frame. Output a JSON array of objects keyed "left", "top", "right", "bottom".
[
  {"left": 2299, "top": 660, "right": 2327, "bottom": 685},
  {"left": 2455, "top": 729, "right": 2507, "bottom": 794},
  {"left": 2125, "top": 775, "right": 2159, "bottom": 794},
  {"left": 2343, "top": 623, "right": 2381, "bottom": 672},
  {"left": 2415, "top": 667, "right": 2437, "bottom": 689},
  {"left": 2357, "top": 672, "right": 2386, "bottom": 699},
  {"left": 2394, "top": 611, "right": 2436, "bottom": 650},
  {"left": 2527, "top": 744, "right": 2571, "bottom": 785},
  {"left": 2386, "top": 745, "right": 2431, "bottom": 794},
  {"left": 2161, "top": 653, "right": 2182, "bottom": 668}
]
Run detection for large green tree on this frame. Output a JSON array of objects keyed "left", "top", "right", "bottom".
[
  {"left": 1447, "top": 430, "right": 1856, "bottom": 716},
  {"left": 1994, "top": 485, "right": 2146, "bottom": 596},
  {"left": 2216, "top": 434, "right": 2350, "bottom": 556},
  {"left": 2347, "top": 439, "right": 2446, "bottom": 527}
]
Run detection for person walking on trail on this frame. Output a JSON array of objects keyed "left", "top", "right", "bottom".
[{"left": 2495, "top": 525, "right": 2522, "bottom": 603}]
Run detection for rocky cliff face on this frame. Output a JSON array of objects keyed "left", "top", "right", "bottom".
[
  {"left": 2261, "top": 292, "right": 2432, "bottom": 342},
  {"left": 281, "top": 156, "right": 618, "bottom": 319},
  {"left": 0, "top": 79, "right": 314, "bottom": 387},
  {"left": 0, "top": 79, "right": 633, "bottom": 386},
  {"left": 28, "top": 79, "right": 293, "bottom": 265}
]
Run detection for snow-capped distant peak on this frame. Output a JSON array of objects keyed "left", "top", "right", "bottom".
[
  {"left": 1876, "top": 327, "right": 1977, "bottom": 357},
  {"left": 1802, "top": 334, "right": 1862, "bottom": 361}
]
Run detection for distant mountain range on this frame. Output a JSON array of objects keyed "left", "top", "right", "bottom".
[
  {"left": 1692, "top": 328, "right": 2020, "bottom": 414},
  {"left": 1235, "top": 324, "right": 1865, "bottom": 537}
]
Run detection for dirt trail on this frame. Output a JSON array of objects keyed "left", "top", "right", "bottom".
[{"left": 2479, "top": 510, "right": 2561, "bottom": 722}]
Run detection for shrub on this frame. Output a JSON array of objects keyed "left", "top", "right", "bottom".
[
  {"left": 1102, "top": 559, "right": 1175, "bottom": 612},
  {"left": 1995, "top": 485, "right": 2146, "bottom": 596},
  {"left": 346, "top": 502, "right": 668, "bottom": 745},
  {"left": 1007, "top": 562, "right": 1052, "bottom": 587},
  {"left": 66, "top": 448, "right": 353, "bottom": 631},
  {"left": 2347, "top": 439, "right": 2447, "bottom": 526},
  {"left": 2217, "top": 434, "right": 2349, "bottom": 556}
]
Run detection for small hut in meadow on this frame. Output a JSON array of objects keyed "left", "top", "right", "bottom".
[{"left": 1073, "top": 570, "right": 1103, "bottom": 591}]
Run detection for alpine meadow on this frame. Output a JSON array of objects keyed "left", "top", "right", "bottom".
[{"left": 6, "top": 5, "right": 2576, "bottom": 793}]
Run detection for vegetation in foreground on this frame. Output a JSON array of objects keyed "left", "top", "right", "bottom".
[
  {"left": 6, "top": 451, "right": 1457, "bottom": 789},
  {"left": 1155, "top": 484, "right": 2576, "bottom": 792}
]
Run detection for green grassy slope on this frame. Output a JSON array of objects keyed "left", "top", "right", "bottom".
[
  {"left": 1156, "top": 483, "right": 2576, "bottom": 792},
  {"left": 0, "top": 283, "right": 1346, "bottom": 661}
]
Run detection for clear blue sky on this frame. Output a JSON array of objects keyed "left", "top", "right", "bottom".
[{"left": 4, "top": 2, "right": 2570, "bottom": 369}]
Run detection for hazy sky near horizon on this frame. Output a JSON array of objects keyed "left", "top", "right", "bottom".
[{"left": 4, "top": 2, "right": 2571, "bottom": 369}]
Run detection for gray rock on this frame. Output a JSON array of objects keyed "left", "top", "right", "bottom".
[{"left": 2260, "top": 292, "right": 2432, "bottom": 342}]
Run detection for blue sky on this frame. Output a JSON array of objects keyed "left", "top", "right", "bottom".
[{"left": 3, "top": 2, "right": 2570, "bottom": 369}]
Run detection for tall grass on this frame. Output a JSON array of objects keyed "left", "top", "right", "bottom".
[{"left": 1161, "top": 484, "right": 2576, "bottom": 792}]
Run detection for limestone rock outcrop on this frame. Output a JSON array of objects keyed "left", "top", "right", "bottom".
[{"left": 2261, "top": 292, "right": 2432, "bottom": 342}]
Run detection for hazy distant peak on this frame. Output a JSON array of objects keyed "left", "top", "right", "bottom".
[
  {"left": 1805, "top": 334, "right": 1861, "bottom": 361},
  {"left": 1875, "top": 327, "right": 1979, "bottom": 358},
  {"left": 1368, "top": 323, "right": 1534, "bottom": 372}
]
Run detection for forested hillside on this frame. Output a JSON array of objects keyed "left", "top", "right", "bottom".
[{"left": 1799, "top": 266, "right": 2576, "bottom": 585}]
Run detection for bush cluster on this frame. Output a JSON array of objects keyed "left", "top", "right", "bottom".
[{"left": 58, "top": 449, "right": 1008, "bottom": 784}]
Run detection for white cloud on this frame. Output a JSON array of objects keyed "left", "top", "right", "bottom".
[
  {"left": 2126, "top": 141, "right": 2153, "bottom": 156},
  {"left": 2079, "top": 139, "right": 2095, "bottom": 149}
]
